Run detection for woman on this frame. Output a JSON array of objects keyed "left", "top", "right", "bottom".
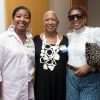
[
  {"left": 66, "top": 6, "right": 100, "bottom": 100},
  {"left": 0, "top": 6, "right": 35, "bottom": 100},
  {"left": 33, "top": 11, "right": 68, "bottom": 100}
]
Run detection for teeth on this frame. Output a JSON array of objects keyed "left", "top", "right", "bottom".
[
  {"left": 74, "top": 23, "right": 80, "bottom": 25},
  {"left": 48, "top": 26, "right": 53, "bottom": 29},
  {"left": 19, "top": 24, "right": 25, "bottom": 27},
  {"left": 75, "top": 23, "right": 79, "bottom": 25}
]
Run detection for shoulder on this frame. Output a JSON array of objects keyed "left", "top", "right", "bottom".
[
  {"left": 33, "top": 34, "right": 40, "bottom": 41},
  {"left": 59, "top": 34, "right": 69, "bottom": 46},
  {"left": 33, "top": 34, "right": 42, "bottom": 45},
  {"left": 0, "top": 31, "right": 9, "bottom": 47},
  {"left": 66, "top": 31, "right": 74, "bottom": 42},
  {"left": 63, "top": 35, "right": 68, "bottom": 41},
  {"left": 92, "top": 27, "right": 100, "bottom": 32},
  {"left": 66, "top": 31, "right": 74, "bottom": 37},
  {"left": 90, "top": 27, "right": 100, "bottom": 36},
  {"left": 0, "top": 31, "right": 8, "bottom": 40},
  {"left": 89, "top": 27, "right": 100, "bottom": 43},
  {"left": 86, "top": 26, "right": 100, "bottom": 32}
]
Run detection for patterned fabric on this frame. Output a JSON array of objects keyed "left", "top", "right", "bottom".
[
  {"left": 40, "top": 35, "right": 60, "bottom": 71},
  {"left": 66, "top": 69, "right": 100, "bottom": 100},
  {"left": 85, "top": 43, "right": 100, "bottom": 71}
]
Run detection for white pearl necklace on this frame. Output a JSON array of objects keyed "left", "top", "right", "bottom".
[{"left": 40, "top": 34, "right": 60, "bottom": 71}]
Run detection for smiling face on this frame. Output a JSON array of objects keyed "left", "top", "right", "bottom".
[
  {"left": 13, "top": 9, "right": 31, "bottom": 33},
  {"left": 68, "top": 9, "right": 86, "bottom": 30},
  {"left": 43, "top": 11, "right": 59, "bottom": 33}
]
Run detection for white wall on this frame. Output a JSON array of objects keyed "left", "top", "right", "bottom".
[
  {"left": 49, "top": 0, "right": 70, "bottom": 35},
  {"left": 0, "top": 0, "right": 6, "bottom": 33},
  {"left": 88, "top": 0, "right": 100, "bottom": 27}
]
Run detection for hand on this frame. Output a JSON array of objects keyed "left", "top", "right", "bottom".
[{"left": 75, "top": 64, "right": 91, "bottom": 77}]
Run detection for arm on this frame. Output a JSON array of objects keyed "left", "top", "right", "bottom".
[
  {"left": 0, "top": 38, "right": 5, "bottom": 97},
  {"left": 0, "top": 47, "right": 4, "bottom": 98}
]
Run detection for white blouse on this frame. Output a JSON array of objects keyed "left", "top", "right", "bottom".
[
  {"left": 67, "top": 26, "right": 100, "bottom": 68},
  {"left": 0, "top": 27, "right": 35, "bottom": 100}
]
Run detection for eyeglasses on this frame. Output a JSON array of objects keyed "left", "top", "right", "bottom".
[{"left": 68, "top": 14, "right": 84, "bottom": 21}]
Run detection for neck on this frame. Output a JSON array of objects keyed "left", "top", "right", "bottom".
[
  {"left": 74, "top": 26, "right": 86, "bottom": 31},
  {"left": 14, "top": 29, "right": 26, "bottom": 37},
  {"left": 44, "top": 31, "right": 58, "bottom": 38},
  {"left": 43, "top": 32, "right": 60, "bottom": 45}
]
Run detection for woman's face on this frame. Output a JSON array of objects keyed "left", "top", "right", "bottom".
[
  {"left": 43, "top": 11, "right": 59, "bottom": 33},
  {"left": 68, "top": 10, "right": 86, "bottom": 30},
  {"left": 13, "top": 9, "right": 31, "bottom": 33}
]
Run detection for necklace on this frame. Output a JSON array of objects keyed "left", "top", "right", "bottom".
[{"left": 40, "top": 34, "right": 60, "bottom": 71}]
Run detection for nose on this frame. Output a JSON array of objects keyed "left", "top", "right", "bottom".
[
  {"left": 48, "top": 20, "right": 52, "bottom": 24},
  {"left": 20, "top": 17, "right": 25, "bottom": 21},
  {"left": 74, "top": 16, "right": 78, "bottom": 21}
]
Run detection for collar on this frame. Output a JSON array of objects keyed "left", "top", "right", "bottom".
[
  {"left": 74, "top": 26, "right": 87, "bottom": 34},
  {"left": 7, "top": 25, "right": 32, "bottom": 39}
]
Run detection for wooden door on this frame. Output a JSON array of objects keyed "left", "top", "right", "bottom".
[
  {"left": 70, "top": 0, "right": 88, "bottom": 9},
  {"left": 5, "top": 0, "right": 49, "bottom": 36}
]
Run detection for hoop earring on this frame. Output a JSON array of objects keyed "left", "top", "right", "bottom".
[{"left": 8, "top": 24, "right": 15, "bottom": 31}]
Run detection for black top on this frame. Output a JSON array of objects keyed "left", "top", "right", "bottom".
[{"left": 33, "top": 35, "right": 68, "bottom": 100}]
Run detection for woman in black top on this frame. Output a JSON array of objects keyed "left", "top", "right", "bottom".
[{"left": 33, "top": 11, "right": 68, "bottom": 100}]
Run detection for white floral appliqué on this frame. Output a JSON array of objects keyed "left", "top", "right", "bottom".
[{"left": 40, "top": 35, "right": 60, "bottom": 71}]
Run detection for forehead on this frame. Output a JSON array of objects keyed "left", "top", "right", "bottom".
[
  {"left": 44, "top": 11, "right": 58, "bottom": 20},
  {"left": 15, "top": 9, "right": 29, "bottom": 15},
  {"left": 70, "top": 10, "right": 81, "bottom": 15}
]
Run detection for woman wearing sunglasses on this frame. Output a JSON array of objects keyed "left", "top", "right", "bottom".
[{"left": 66, "top": 6, "right": 100, "bottom": 100}]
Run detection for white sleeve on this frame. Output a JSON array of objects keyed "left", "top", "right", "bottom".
[
  {"left": 0, "top": 40, "right": 4, "bottom": 82},
  {"left": 91, "top": 27, "right": 100, "bottom": 46}
]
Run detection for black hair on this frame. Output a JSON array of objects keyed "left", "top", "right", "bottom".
[
  {"left": 68, "top": 6, "right": 88, "bottom": 18},
  {"left": 12, "top": 6, "right": 31, "bottom": 19}
]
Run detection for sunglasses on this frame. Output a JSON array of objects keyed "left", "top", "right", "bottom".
[{"left": 68, "top": 14, "right": 84, "bottom": 21}]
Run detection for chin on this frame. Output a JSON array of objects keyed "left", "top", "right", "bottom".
[
  {"left": 74, "top": 25, "right": 82, "bottom": 30},
  {"left": 47, "top": 29, "right": 51, "bottom": 32}
]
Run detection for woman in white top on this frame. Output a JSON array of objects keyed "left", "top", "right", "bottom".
[
  {"left": 0, "top": 6, "right": 35, "bottom": 100},
  {"left": 66, "top": 6, "right": 100, "bottom": 100}
]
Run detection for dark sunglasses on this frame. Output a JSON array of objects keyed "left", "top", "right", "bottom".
[{"left": 68, "top": 14, "right": 84, "bottom": 21}]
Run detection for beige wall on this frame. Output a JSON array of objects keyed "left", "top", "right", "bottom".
[
  {"left": 88, "top": 0, "right": 100, "bottom": 27},
  {"left": 5, "top": 0, "right": 49, "bottom": 36},
  {"left": 49, "top": 0, "right": 71, "bottom": 35}
]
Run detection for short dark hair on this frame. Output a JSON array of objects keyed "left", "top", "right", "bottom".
[
  {"left": 68, "top": 6, "right": 88, "bottom": 18},
  {"left": 12, "top": 6, "right": 31, "bottom": 19}
]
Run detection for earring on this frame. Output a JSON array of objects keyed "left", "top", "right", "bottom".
[{"left": 8, "top": 24, "right": 15, "bottom": 31}]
